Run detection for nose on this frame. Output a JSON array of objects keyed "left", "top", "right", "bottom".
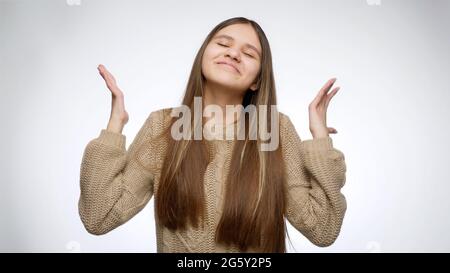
[{"left": 225, "top": 47, "right": 241, "bottom": 62}]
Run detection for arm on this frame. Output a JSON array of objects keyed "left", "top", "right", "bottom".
[
  {"left": 78, "top": 112, "right": 158, "bottom": 235},
  {"left": 280, "top": 114, "right": 347, "bottom": 247}
]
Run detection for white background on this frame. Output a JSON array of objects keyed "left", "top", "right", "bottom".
[{"left": 1, "top": 0, "right": 449, "bottom": 252}]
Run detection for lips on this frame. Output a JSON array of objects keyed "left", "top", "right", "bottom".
[{"left": 216, "top": 61, "right": 240, "bottom": 74}]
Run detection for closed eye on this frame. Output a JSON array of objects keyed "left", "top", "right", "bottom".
[{"left": 217, "top": 43, "right": 255, "bottom": 58}]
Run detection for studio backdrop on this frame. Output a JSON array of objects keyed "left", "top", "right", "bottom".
[{"left": 1, "top": 0, "right": 449, "bottom": 252}]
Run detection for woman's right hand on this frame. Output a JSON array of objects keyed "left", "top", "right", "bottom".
[{"left": 97, "top": 64, "right": 129, "bottom": 134}]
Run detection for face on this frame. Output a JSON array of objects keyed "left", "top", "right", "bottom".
[{"left": 201, "top": 23, "right": 262, "bottom": 93}]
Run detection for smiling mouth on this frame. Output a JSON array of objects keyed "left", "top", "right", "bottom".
[{"left": 217, "top": 63, "right": 240, "bottom": 74}]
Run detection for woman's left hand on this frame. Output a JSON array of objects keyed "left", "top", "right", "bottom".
[{"left": 308, "top": 78, "right": 340, "bottom": 139}]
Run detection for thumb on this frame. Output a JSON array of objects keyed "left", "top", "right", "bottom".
[{"left": 327, "top": 127, "right": 338, "bottom": 134}]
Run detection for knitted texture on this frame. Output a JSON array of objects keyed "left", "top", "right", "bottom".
[{"left": 78, "top": 107, "right": 347, "bottom": 252}]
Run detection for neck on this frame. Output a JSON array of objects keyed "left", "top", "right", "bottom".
[{"left": 203, "top": 81, "right": 244, "bottom": 125}]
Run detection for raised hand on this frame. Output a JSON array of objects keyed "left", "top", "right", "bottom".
[
  {"left": 308, "top": 78, "right": 340, "bottom": 139},
  {"left": 97, "top": 64, "right": 129, "bottom": 133}
]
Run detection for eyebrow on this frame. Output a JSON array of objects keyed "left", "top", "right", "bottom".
[{"left": 213, "top": 34, "right": 262, "bottom": 58}]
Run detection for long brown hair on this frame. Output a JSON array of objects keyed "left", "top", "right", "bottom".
[{"left": 138, "top": 17, "right": 287, "bottom": 252}]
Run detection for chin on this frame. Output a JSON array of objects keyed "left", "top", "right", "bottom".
[
  {"left": 212, "top": 75, "right": 241, "bottom": 88},
  {"left": 204, "top": 68, "right": 238, "bottom": 84}
]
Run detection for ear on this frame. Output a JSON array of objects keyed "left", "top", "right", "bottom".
[{"left": 250, "top": 82, "right": 258, "bottom": 91}]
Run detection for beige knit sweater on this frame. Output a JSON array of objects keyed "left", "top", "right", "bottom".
[{"left": 78, "top": 107, "right": 347, "bottom": 252}]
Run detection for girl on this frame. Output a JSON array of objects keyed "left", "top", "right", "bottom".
[{"left": 79, "top": 17, "right": 347, "bottom": 253}]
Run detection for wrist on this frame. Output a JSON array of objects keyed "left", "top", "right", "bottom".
[
  {"left": 311, "top": 129, "right": 329, "bottom": 139},
  {"left": 107, "top": 118, "right": 125, "bottom": 134}
]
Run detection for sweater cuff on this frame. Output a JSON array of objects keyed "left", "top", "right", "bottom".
[
  {"left": 97, "top": 129, "right": 126, "bottom": 149},
  {"left": 300, "top": 136, "right": 334, "bottom": 152}
]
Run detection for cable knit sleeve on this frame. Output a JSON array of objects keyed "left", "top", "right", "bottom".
[
  {"left": 78, "top": 111, "right": 160, "bottom": 235},
  {"left": 280, "top": 113, "right": 347, "bottom": 247}
]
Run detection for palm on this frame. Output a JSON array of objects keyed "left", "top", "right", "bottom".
[
  {"left": 97, "top": 64, "right": 129, "bottom": 124},
  {"left": 308, "top": 78, "right": 340, "bottom": 138}
]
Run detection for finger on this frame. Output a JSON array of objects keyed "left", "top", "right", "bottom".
[
  {"left": 325, "top": 87, "right": 340, "bottom": 108},
  {"left": 312, "top": 78, "right": 337, "bottom": 106},
  {"left": 98, "top": 64, "right": 107, "bottom": 79},
  {"left": 99, "top": 67, "right": 118, "bottom": 90},
  {"left": 327, "top": 127, "right": 338, "bottom": 134},
  {"left": 97, "top": 64, "right": 109, "bottom": 77},
  {"left": 98, "top": 64, "right": 115, "bottom": 82},
  {"left": 103, "top": 69, "right": 115, "bottom": 83}
]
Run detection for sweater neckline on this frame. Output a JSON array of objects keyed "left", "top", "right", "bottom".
[{"left": 203, "top": 119, "right": 241, "bottom": 141}]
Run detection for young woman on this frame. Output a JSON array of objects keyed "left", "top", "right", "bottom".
[{"left": 79, "top": 17, "right": 347, "bottom": 253}]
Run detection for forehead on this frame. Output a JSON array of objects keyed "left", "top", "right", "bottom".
[{"left": 213, "top": 24, "right": 261, "bottom": 51}]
